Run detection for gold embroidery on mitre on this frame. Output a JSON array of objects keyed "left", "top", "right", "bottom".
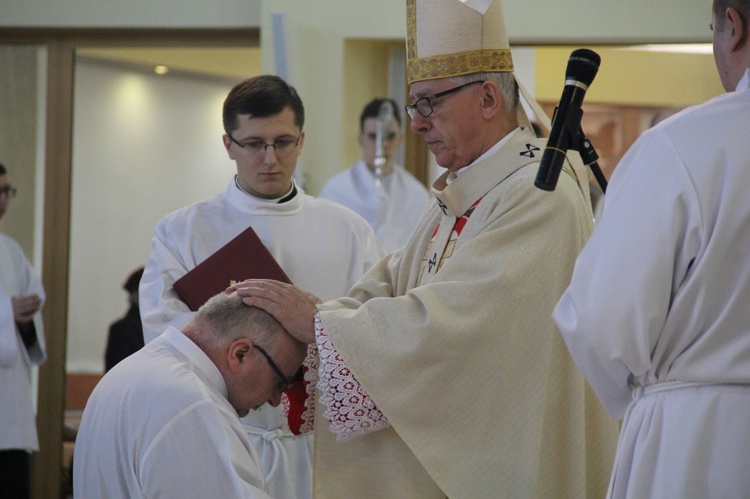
[
  {"left": 407, "top": 49, "right": 514, "bottom": 84},
  {"left": 406, "top": 0, "right": 417, "bottom": 62}
]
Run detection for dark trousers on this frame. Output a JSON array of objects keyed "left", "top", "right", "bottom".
[{"left": 0, "top": 449, "right": 31, "bottom": 499}]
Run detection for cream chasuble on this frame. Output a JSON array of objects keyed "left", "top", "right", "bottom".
[
  {"left": 307, "top": 128, "right": 618, "bottom": 498},
  {"left": 420, "top": 208, "right": 456, "bottom": 283}
]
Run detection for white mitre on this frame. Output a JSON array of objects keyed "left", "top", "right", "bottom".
[{"left": 405, "top": 0, "right": 548, "bottom": 131}]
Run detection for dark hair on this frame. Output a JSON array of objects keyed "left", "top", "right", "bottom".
[
  {"left": 713, "top": 0, "right": 750, "bottom": 29},
  {"left": 123, "top": 266, "right": 144, "bottom": 294},
  {"left": 360, "top": 98, "right": 402, "bottom": 132},
  {"left": 0, "top": 162, "right": 6, "bottom": 175},
  {"left": 222, "top": 75, "right": 305, "bottom": 133}
]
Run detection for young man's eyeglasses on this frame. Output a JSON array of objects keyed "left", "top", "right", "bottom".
[
  {"left": 253, "top": 344, "right": 300, "bottom": 392},
  {"left": 228, "top": 133, "right": 300, "bottom": 155},
  {"left": 404, "top": 80, "right": 485, "bottom": 119},
  {"left": 0, "top": 186, "right": 17, "bottom": 198}
]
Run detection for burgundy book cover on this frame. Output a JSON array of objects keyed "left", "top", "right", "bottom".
[{"left": 173, "top": 226, "right": 292, "bottom": 311}]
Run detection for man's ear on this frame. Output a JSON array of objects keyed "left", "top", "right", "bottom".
[
  {"left": 227, "top": 338, "right": 253, "bottom": 374},
  {"left": 727, "top": 7, "right": 747, "bottom": 51},
  {"left": 222, "top": 134, "right": 236, "bottom": 160},
  {"left": 479, "top": 81, "right": 502, "bottom": 120}
]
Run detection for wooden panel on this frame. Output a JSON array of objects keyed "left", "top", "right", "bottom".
[
  {"left": 65, "top": 373, "right": 102, "bottom": 410},
  {"left": 33, "top": 38, "right": 74, "bottom": 499},
  {"left": 539, "top": 101, "right": 664, "bottom": 181}
]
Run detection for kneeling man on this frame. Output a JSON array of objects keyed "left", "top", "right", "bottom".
[{"left": 74, "top": 292, "right": 306, "bottom": 498}]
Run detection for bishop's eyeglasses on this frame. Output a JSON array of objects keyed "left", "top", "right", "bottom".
[{"left": 404, "top": 80, "right": 485, "bottom": 119}]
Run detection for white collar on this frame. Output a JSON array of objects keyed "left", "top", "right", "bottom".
[
  {"left": 736, "top": 68, "right": 750, "bottom": 91},
  {"left": 448, "top": 127, "right": 522, "bottom": 183},
  {"left": 225, "top": 177, "right": 305, "bottom": 215}
]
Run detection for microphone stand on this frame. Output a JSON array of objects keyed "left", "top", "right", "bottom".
[
  {"left": 576, "top": 130, "right": 608, "bottom": 194},
  {"left": 554, "top": 104, "right": 607, "bottom": 194}
]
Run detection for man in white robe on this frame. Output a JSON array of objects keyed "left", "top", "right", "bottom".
[
  {"left": 231, "top": 1, "right": 619, "bottom": 497},
  {"left": 140, "top": 75, "right": 384, "bottom": 499},
  {"left": 553, "top": 1, "right": 750, "bottom": 497},
  {"left": 74, "top": 292, "right": 307, "bottom": 498},
  {"left": 0, "top": 163, "right": 46, "bottom": 499},
  {"left": 319, "top": 98, "right": 430, "bottom": 252}
]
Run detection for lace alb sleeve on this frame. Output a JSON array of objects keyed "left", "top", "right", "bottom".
[{"left": 315, "top": 314, "right": 390, "bottom": 440}]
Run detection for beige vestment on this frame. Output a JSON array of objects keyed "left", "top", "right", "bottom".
[{"left": 314, "top": 129, "right": 618, "bottom": 498}]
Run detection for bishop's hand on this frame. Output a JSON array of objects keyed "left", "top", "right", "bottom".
[{"left": 227, "top": 279, "right": 320, "bottom": 344}]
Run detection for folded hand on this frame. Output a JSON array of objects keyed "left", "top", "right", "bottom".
[{"left": 12, "top": 294, "right": 42, "bottom": 324}]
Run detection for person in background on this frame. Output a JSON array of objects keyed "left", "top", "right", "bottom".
[
  {"left": 649, "top": 106, "right": 683, "bottom": 128},
  {"left": 139, "top": 74, "right": 384, "bottom": 498},
  {"left": 229, "top": 0, "right": 619, "bottom": 497},
  {"left": 0, "top": 162, "right": 46, "bottom": 499},
  {"left": 74, "top": 292, "right": 306, "bottom": 498},
  {"left": 553, "top": 1, "right": 750, "bottom": 496},
  {"left": 319, "top": 98, "right": 430, "bottom": 252},
  {"left": 104, "top": 266, "right": 145, "bottom": 372}
]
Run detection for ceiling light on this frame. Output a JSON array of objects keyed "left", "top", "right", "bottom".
[
  {"left": 621, "top": 43, "right": 713, "bottom": 55},
  {"left": 154, "top": 65, "right": 169, "bottom": 75}
]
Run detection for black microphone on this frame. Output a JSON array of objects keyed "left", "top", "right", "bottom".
[{"left": 535, "top": 49, "right": 601, "bottom": 191}]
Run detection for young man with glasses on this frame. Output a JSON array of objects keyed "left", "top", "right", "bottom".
[
  {"left": 0, "top": 162, "right": 46, "bottom": 499},
  {"left": 230, "top": 0, "right": 618, "bottom": 497},
  {"left": 74, "top": 292, "right": 307, "bottom": 497},
  {"left": 139, "top": 74, "right": 384, "bottom": 499},
  {"left": 319, "top": 98, "right": 430, "bottom": 252}
]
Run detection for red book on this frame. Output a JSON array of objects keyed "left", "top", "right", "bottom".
[{"left": 173, "top": 226, "right": 292, "bottom": 311}]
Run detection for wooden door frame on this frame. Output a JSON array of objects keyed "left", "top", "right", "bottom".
[{"left": 0, "top": 28, "right": 258, "bottom": 498}]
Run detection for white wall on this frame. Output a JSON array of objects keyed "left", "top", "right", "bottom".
[
  {"left": 0, "top": 0, "right": 709, "bottom": 43},
  {"left": 260, "top": 0, "right": 712, "bottom": 193},
  {"left": 0, "top": 0, "right": 261, "bottom": 28},
  {"left": 2, "top": 0, "right": 714, "bottom": 191},
  {"left": 0, "top": 46, "right": 41, "bottom": 257},
  {"left": 66, "top": 60, "right": 236, "bottom": 372}
]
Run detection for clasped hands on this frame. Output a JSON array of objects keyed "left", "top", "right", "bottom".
[
  {"left": 12, "top": 294, "right": 42, "bottom": 324},
  {"left": 226, "top": 279, "right": 321, "bottom": 344}
]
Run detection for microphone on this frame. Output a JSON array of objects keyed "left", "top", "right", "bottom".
[{"left": 535, "top": 49, "right": 601, "bottom": 191}]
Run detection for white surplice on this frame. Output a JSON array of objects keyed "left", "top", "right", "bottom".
[
  {"left": 0, "top": 233, "right": 46, "bottom": 453},
  {"left": 73, "top": 327, "right": 271, "bottom": 498},
  {"left": 319, "top": 160, "right": 431, "bottom": 253},
  {"left": 554, "top": 69, "right": 750, "bottom": 498},
  {"left": 140, "top": 177, "right": 384, "bottom": 499}
]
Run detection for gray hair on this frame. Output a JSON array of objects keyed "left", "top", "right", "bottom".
[
  {"left": 450, "top": 72, "right": 519, "bottom": 117},
  {"left": 196, "top": 292, "right": 284, "bottom": 348}
]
